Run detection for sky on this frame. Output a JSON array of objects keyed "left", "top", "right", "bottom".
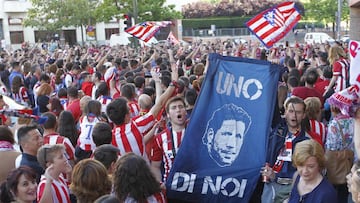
[{"left": 165, "top": 0, "right": 199, "bottom": 11}]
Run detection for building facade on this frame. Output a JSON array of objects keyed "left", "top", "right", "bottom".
[
  {"left": 0, "top": 0, "right": 125, "bottom": 49},
  {"left": 350, "top": 0, "right": 360, "bottom": 41}
]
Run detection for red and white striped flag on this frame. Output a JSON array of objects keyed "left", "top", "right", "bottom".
[
  {"left": 167, "top": 31, "right": 179, "bottom": 45},
  {"left": 246, "top": 1, "right": 301, "bottom": 48},
  {"left": 125, "top": 21, "right": 173, "bottom": 42}
]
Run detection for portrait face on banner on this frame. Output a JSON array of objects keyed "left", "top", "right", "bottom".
[{"left": 203, "top": 103, "right": 251, "bottom": 167}]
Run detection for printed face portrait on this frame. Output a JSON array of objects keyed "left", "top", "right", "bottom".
[
  {"left": 203, "top": 104, "right": 251, "bottom": 167},
  {"left": 213, "top": 119, "right": 245, "bottom": 165}
]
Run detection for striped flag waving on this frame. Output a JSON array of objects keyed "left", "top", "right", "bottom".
[
  {"left": 246, "top": 1, "right": 301, "bottom": 48},
  {"left": 125, "top": 21, "right": 173, "bottom": 42}
]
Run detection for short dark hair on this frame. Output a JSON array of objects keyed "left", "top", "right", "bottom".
[
  {"left": 17, "top": 125, "right": 39, "bottom": 145},
  {"left": 93, "top": 144, "right": 119, "bottom": 170},
  {"left": 106, "top": 98, "right": 129, "bottom": 125},
  {"left": 120, "top": 83, "right": 136, "bottom": 100},
  {"left": 67, "top": 86, "right": 78, "bottom": 98},
  {"left": 42, "top": 112, "right": 57, "bottom": 130},
  {"left": 185, "top": 89, "right": 198, "bottom": 106},
  {"left": 287, "top": 58, "right": 296, "bottom": 68},
  {"left": 92, "top": 122, "right": 112, "bottom": 146},
  {"left": 142, "top": 86, "right": 155, "bottom": 97},
  {"left": 39, "top": 73, "right": 50, "bottom": 83},
  {"left": 304, "top": 68, "right": 318, "bottom": 85},
  {"left": 134, "top": 76, "right": 145, "bottom": 88},
  {"left": 58, "top": 88, "right": 67, "bottom": 98}
]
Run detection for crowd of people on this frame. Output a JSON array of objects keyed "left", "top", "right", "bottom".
[{"left": 0, "top": 35, "right": 358, "bottom": 203}]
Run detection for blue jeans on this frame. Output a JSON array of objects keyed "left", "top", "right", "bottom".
[{"left": 261, "top": 181, "right": 292, "bottom": 203}]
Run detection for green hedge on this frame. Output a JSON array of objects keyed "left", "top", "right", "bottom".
[
  {"left": 182, "top": 16, "right": 252, "bottom": 29},
  {"left": 296, "top": 21, "right": 325, "bottom": 29},
  {"left": 182, "top": 17, "right": 325, "bottom": 29}
]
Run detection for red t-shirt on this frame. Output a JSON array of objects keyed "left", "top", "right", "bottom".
[
  {"left": 66, "top": 99, "right": 81, "bottom": 122},
  {"left": 292, "top": 86, "right": 324, "bottom": 106},
  {"left": 81, "top": 81, "right": 93, "bottom": 97},
  {"left": 314, "top": 78, "right": 330, "bottom": 96}
]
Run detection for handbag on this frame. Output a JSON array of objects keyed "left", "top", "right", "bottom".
[{"left": 325, "top": 120, "right": 354, "bottom": 185}]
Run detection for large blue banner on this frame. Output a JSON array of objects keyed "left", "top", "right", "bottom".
[{"left": 166, "top": 54, "right": 281, "bottom": 202}]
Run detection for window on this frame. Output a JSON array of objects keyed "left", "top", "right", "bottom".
[
  {"left": 10, "top": 31, "right": 24, "bottom": 44},
  {"left": 105, "top": 28, "right": 119, "bottom": 40}
]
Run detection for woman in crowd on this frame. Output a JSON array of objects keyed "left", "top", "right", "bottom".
[
  {"left": 323, "top": 46, "right": 349, "bottom": 96},
  {"left": 36, "top": 83, "right": 53, "bottom": 114},
  {"left": 11, "top": 75, "right": 30, "bottom": 107},
  {"left": 288, "top": 139, "right": 337, "bottom": 202},
  {"left": 36, "top": 144, "right": 72, "bottom": 203},
  {"left": 57, "top": 110, "right": 78, "bottom": 147},
  {"left": 113, "top": 152, "right": 166, "bottom": 203},
  {"left": 304, "top": 97, "right": 327, "bottom": 145},
  {"left": 0, "top": 126, "right": 21, "bottom": 183},
  {"left": 325, "top": 91, "right": 355, "bottom": 202},
  {"left": 70, "top": 159, "right": 112, "bottom": 203},
  {"left": 48, "top": 97, "right": 64, "bottom": 117},
  {"left": 0, "top": 166, "right": 37, "bottom": 203}
]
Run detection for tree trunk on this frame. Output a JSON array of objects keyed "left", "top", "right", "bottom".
[{"left": 81, "top": 25, "right": 86, "bottom": 46}]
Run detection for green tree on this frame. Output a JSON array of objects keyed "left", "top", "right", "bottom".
[
  {"left": 24, "top": 0, "right": 97, "bottom": 31},
  {"left": 24, "top": 0, "right": 98, "bottom": 44},
  {"left": 94, "top": 0, "right": 182, "bottom": 23},
  {"left": 303, "top": 0, "right": 349, "bottom": 32}
]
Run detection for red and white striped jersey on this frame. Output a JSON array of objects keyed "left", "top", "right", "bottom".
[
  {"left": 12, "top": 86, "right": 29, "bottom": 106},
  {"left": 97, "top": 95, "right": 112, "bottom": 114},
  {"left": 128, "top": 100, "right": 140, "bottom": 118},
  {"left": 333, "top": 58, "right": 349, "bottom": 92},
  {"left": 309, "top": 119, "right": 327, "bottom": 145},
  {"left": 43, "top": 133, "right": 75, "bottom": 161},
  {"left": 112, "top": 113, "right": 155, "bottom": 159},
  {"left": 150, "top": 128, "right": 186, "bottom": 181},
  {"left": 37, "top": 175, "right": 70, "bottom": 203},
  {"left": 124, "top": 192, "right": 166, "bottom": 203},
  {"left": 77, "top": 115, "right": 100, "bottom": 151}
]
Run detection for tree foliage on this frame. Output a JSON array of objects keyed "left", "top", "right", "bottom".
[
  {"left": 303, "top": 0, "right": 350, "bottom": 24},
  {"left": 24, "top": 0, "right": 97, "bottom": 31},
  {"left": 181, "top": 0, "right": 304, "bottom": 19},
  {"left": 94, "top": 0, "right": 182, "bottom": 23},
  {"left": 24, "top": 0, "right": 182, "bottom": 32}
]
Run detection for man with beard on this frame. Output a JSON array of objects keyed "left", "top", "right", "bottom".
[
  {"left": 260, "top": 96, "right": 311, "bottom": 203},
  {"left": 202, "top": 103, "right": 251, "bottom": 167},
  {"left": 150, "top": 96, "right": 188, "bottom": 184}
]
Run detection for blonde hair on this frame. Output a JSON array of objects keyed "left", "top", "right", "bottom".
[
  {"left": 37, "top": 144, "right": 65, "bottom": 168},
  {"left": 328, "top": 46, "right": 347, "bottom": 65},
  {"left": 70, "top": 159, "right": 112, "bottom": 203},
  {"left": 194, "top": 63, "right": 205, "bottom": 76},
  {"left": 304, "top": 97, "right": 322, "bottom": 120},
  {"left": 292, "top": 139, "right": 325, "bottom": 170}
]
